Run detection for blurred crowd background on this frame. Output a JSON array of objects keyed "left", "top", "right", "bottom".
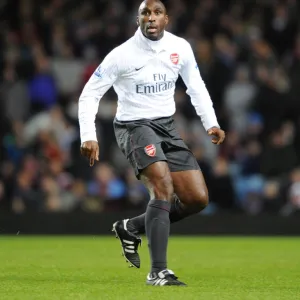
[{"left": 1, "top": 0, "right": 300, "bottom": 216}]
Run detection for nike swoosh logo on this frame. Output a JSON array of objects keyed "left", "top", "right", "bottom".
[{"left": 135, "top": 66, "right": 145, "bottom": 71}]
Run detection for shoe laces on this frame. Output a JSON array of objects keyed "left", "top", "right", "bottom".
[
  {"left": 166, "top": 274, "right": 178, "bottom": 281},
  {"left": 159, "top": 269, "right": 178, "bottom": 280},
  {"left": 124, "top": 231, "right": 142, "bottom": 251}
]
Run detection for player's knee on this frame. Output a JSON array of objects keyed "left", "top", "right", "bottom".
[
  {"left": 194, "top": 189, "right": 209, "bottom": 210},
  {"left": 152, "top": 174, "right": 174, "bottom": 201},
  {"left": 184, "top": 189, "right": 209, "bottom": 212}
]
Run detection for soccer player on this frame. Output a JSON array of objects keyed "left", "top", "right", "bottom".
[{"left": 79, "top": 0, "right": 225, "bottom": 286}]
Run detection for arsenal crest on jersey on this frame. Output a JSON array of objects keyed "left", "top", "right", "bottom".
[
  {"left": 170, "top": 53, "right": 179, "bottom": 65},
  {"left": 144, "top": 144, "right": 156, "bottom": 157}
]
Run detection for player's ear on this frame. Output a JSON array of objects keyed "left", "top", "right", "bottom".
[
  {"left": 165, "top": 14, "right": 169, "bottom": 26},
  {"left": 136, "top": 16, "right": 140, "bottom": 26}
]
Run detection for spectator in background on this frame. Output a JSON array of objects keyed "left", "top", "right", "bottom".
[
  {"left": 0, "top": 180, "right": 5, "bottom": 209},
  {"left": 240, "top": 139, "right": 262, "bottom": 177},
  {"left": 40, "top": 174, "right": 78, "bottom": 212},
  {"left": 288, "top": 169, "right": 300, "bottom": 213},
  {"left": 288, "top": 34, "right": 300, "bottom": 123},
  {"left": 124, "top": 168, "right": 149, "bottom": 210},
  {"left": 281, "top": 168, "right": 300, "bottom": 216},
  {"left": 234, "top": 139, "right": 265, "bottom": 213},
  {"left": 262, "top": 180, "right": 282, "bottom": 213},
  {"left": 261, "top": 122, "right": 299, "bottom": 178},
  {"left": 87, "top": 163, "right": 126, "bottom": 211},
  {"left": 264, "top": 3, "right": 297, "bottom": 58},
  {"left": 252, "top": 64, "right": 290, "bottom": 135},
  {"left": 209, "top": 157, "right": 235, "bottom": 211},
  {"left": 224, "top": 65, "right": 256, "bottom": 134},
  {"left": 0, "top": 161, "right": 15, "bottom": 210},
  {"left": 2, "top": 121, "right": 27, "bottom": 165},
  {"left": 12, "top": 155, "right": 41, "bottom": 213},
  {"left": 1, "top": 64, "right": 30, "bottom": 124},
  {"left": 29, "top": 53, "right": 57, "bottom": 114}
]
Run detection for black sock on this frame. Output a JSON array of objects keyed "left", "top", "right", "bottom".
[
  {"left": 127, "top": 214, "right": 145, "bottom": 234},
  {"left": 145, "top": 199, "right": 171, "bottom": 273},
  {"left": 127, "top": 195, "right": 192, "bottom": 235},
  {"left": 169, "top": 195, "right": 191, "bottom": 223}
]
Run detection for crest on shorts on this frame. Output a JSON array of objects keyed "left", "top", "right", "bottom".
[
  {"left": 170, "top": 53, "right": 179, "bottom": 65},
  {"left": 144, "top": 144, "right": 156, "bottom": 157}
]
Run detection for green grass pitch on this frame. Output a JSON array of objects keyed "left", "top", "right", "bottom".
[{"left": 0, "top": 236, "right": 299, "bottom": 300}]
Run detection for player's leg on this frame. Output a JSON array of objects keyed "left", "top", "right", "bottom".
[
  {"left": 139, "top": 160, "right": 186, "bottom": 286},
  {"left": 140, "top": 161, "right": 172, "bottom": 273},
  {"left": 112, "top": 119, "right": 170, "bottom": 268},
  {"left": 112, "top": 141, "right": 186, "bottom": 285},
  {"left": 112, "top": 139, "right": 168, "bottom": 269}
]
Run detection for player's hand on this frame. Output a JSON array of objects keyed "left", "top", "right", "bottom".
[
  {"left": 80, "top": 141, "right": 99, "bottom": 167},
  {"left": 207, "top": 127, "right": 225, "bottom": 145}
]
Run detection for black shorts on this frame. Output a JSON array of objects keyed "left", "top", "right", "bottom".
[{"left": 113, "top": 116, "right": 200, "bottom": 177}]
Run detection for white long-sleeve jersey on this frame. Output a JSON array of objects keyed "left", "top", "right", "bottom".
[{"left": 79, "top": 28, "right": 219, "bottom": 143}]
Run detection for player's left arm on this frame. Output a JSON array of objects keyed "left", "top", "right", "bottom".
[{"left": 179, "top": 41, "right": 225, "bottom": 145}]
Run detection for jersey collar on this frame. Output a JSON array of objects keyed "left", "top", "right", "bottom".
[{"left": 135, "top": 27, "right": 167, "bottom": 53}]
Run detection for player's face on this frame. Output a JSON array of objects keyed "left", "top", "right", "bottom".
[{"left": 137, "top": 0, "right": 169, "bottom": 41}]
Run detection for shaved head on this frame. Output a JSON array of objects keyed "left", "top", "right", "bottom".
[
  {"left": 138, "top": 0, "right": 167, "bottom": 14},
  {"left": 137, "top": 0, "right": 169, "bottom": 41}
]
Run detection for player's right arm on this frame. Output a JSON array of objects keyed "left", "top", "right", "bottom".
[{"left": 78, "top": 49, "right": 119, "bottom": 166}]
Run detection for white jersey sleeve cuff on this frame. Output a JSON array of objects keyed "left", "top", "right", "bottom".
[{"left": 80, "top": 132, "right": 98, "bottom": 144}]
